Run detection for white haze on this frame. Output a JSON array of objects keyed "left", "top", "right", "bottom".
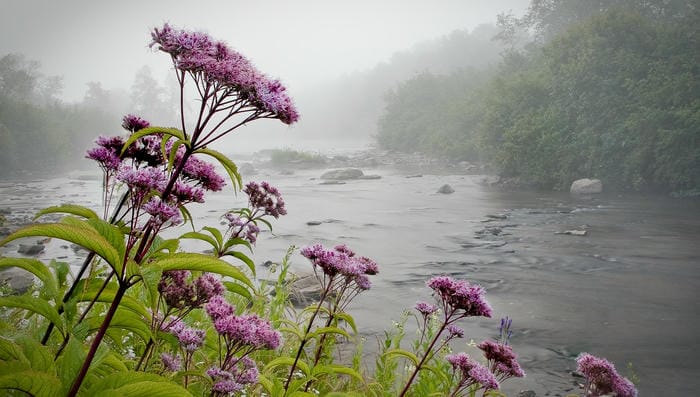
[{"left": 0, "top": 0, "right": 529, "bottom": 152}]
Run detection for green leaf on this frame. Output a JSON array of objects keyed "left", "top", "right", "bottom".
[
  {"left": 0, "top": 296, "right": 64, "bottom": 335},
  {"left": 222, "top": 281, "right": 252, "bottom": 301},
  {"left": 312, "top": 364, "right": 364, "bottom": 382},
  {"left": 14, "top": 335, "right": 56, "bottom": 373},
  {"left": 202, "top": 226, "right": 224, "bottom": 246},
  {"left": 383, "top": 349, "right": 420, "bottom": 366},
  {"left": 179, "top": 231, "right": 220, "bottom": 252},
  {"left": 264, "top": 357, "right": 311, "bottom": 378},
  {"left": 120, "top": 126, "right": 186, "bottom": 156},
  {"left": 222, "top": 236, "right": 252, "bottom": 253},
  {"left": 0, "top": 257, "right": 57, "bottom": 297},
  {"left": 145, "top": 253, "right": 253, "bottom": 289},
  {"left": 85, "top": 218, "right": 126, "bottom": 259},
  {"left": 86, "top": 371, "right": 193, "bottom": 397},
  {"left": 0, "top": 362, "right": 62, "bottom": 397},
  {"left": 193, "top": 147, "right": 242, "bottom": 190},
  {"left": 0, "top": 222, "right": 121, "bottom": 275},
  {"left": 34, "top": 204, "right": 99, "bottom": 221},
  {"left": 222, "top": 250, "right": 256, "bottom": 277},
  {"left": 77, "top": 283, "right": 149, "bottom": 319},
  {"left": 56, "top": 337, "right": 84, "bottom": 394},
  {"left": 334, "top": 312, "right": 358, "bottom": 334},
  {"left": 309, "top": 326, "right": 350, "bottom": 340}
]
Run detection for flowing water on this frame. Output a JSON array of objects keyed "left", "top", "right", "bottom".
[{"left": 1, "top": 162, "right": 698, "bottom": 396}]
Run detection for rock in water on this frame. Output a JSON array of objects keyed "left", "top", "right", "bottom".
[
  {"left": 18, "top": 243, "right": 45, "bottom": 256},
  {"left": 437, "top": 184, "right": 455, "bottom": 194},
  {"left": 570, "top": 178, "right": 603, "bottom": 195},
  {"left": 320, "top": 168, "right": 365, "bottom": 180}
]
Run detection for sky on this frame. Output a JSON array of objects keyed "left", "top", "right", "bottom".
[{"left": 0, "top": 0, "right": 529, "bottom": 102}]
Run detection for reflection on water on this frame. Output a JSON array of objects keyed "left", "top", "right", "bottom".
[{"left": 1, "top": 168, "right": 698, "bottom": 395}]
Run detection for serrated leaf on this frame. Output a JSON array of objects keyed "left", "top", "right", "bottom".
[
  {"left": 86, "top": 218, "right": 126, "bottom": 259},
  {"left": 193, "top": 147, "right": 241, "bottom": 190},
  {"left": 86, "top": 371, "right": 193, "bottom": 397},
  {"left": 120, "top": 127, "right": 186, "bottom": 156},
  {"left": 334, "top": 312, "right": 358, "bottom": 335},
  {"left": 179, "top": 231, "right": 220, "bottom": 252},
  {"left": 0, "top": 296, "right": 64, "bottom": 335},
  {"left": 222, "top": 236, "right": 252, "bottom": 253},
  {"left": 222, "top": 250, "right": 256, "bottom": 277},
  {"left": 0, "top": 222, "right": 121, "bottom": 274},
  {"left": 0, "top": 364, "right": 62, "bottom": 397},
  {"left": 309, "top": 326, "right": 350, "bottom": 340},
  {"left": 145, "top": 253, "right": 252, "bottom": 289},
  {"left": 264, "top": 357, "right": 311, "bottom": 378},
  {"left": 383, "top": 349, "right": 420, "bottom": 366},
  {"left": 202, "top": 226, "right": 223, "bottom": 245},
  {"left": 0, "top": 257, "right": 57, "bottom": 297},
  {"left": 312, "top": 364, "right": 363, "bottom": 381},
  {"left": 77, "top": 283, "right": 149, "bottom": 319},
  {"left": 56, "top": 337, "right": 84, "bottom": 394},
  {"left": 222, "top": 281, "right": 252, "bottom": 300},
  {"left": 34, "top": 204, "right": 99, "bottom": 221}
]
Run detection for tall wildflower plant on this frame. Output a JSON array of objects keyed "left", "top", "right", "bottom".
[{"left": 0, "top": 23, "right": 296, "bottom": 396}]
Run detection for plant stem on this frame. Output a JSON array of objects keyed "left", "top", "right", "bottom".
[
  {"left": 283, "top": 283, "right": 331, "bottom": 394},
  {"left": 397, "top": 322, "right": 448, "bottom": 397},
  {"left": 66, "top": 283, "right": 127, "bottom": 397}
]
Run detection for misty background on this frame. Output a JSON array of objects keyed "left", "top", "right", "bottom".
[{"left": 0, "top": 0, "right": 528, "bottom": 158}]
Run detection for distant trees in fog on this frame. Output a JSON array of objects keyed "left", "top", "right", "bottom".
[{"left": 378, "top": 0, "right": 699, "bottom": 193}]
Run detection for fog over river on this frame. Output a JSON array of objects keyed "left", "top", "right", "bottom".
[{"left": 1, "top": 155, "right": 698, "bottom": 396}]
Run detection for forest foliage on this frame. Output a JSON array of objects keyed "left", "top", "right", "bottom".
[
  {"left": 377, "top": 0, "right": 699, "bottom": 193},
  {"left": 0, "top": 56, "right": 176, "bottom": 177}
]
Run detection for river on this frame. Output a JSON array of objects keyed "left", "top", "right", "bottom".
[{"left": 1, "top": 157, "right": 698, "bottom": 396}]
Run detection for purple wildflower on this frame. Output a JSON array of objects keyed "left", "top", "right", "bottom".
[
  {"left": 172, "top": 326, "right": 205, "bottom": 352},
  {"left": 446, "top": 352, "right": 500, "bottom": 391},
  {"left": 121, "top": 114, "right": 150, "bottom": 132},
  {"left": 150, "top": 23, "right": 298, "bottom": 124},
  {"left": 116, "top": 165, "right": 167, "bottom": 194},
  {"left": 160, "top": 352, "right": 182, "bottom": 371},
  {"left": 171, "top": 180, "right": 205, "bottom": 204},
  {"left": 143, "top": 197, "right": 182, "bottom": 226},
  {"left": 213, "top": 313, "right": 281, "bottom": 350},
  {"left": 300, "top": 243, "right": 379, "bottom": 281},
  {"left": 159, "top": 270, "right": 195, "bottom": 309},
  {"left": 447, "top": 324, "right": 465, "bottom": 338},
  {"left": 205, "top": 295, "right": 235, "bottom": 321},
  {"left": 244, "top": 181, "right": 287, "bottom": 218},
  {"left": 414, "top": 301, "right": 438, "bottom": 316},
  {"left": 181, "top": 155, "right": 225, "bottom": 192},
  {"left": 427, "top": 275, "right": 492, "bottom": 318},
  {"left": 194, "top": 273, "right": 224, "bottom": 304},
  {"left": 86, "top": 146, "right": 122, "bottom": 171},
  {"left": 576, "top": 353, "right": 637, "bottom": 397},
  {"left": 478, "top": 340, "right": 525, "bottom": 380}
]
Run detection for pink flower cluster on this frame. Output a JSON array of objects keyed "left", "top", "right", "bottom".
[
  {"left": 206, "top": 295, "right": 281, "bottom": 351},
  {"left": 300, "top": 243, "right": 379, "bottom": 290},
  {"left": 150, "top": 23, "right": 298, "bottom": 124},
  {"left": 207, "top": 358, "right": 259, "bottom": 396},
  {"left": 477, "top": 340, "right": 525, "bottom": 380},
  {"left": 427, "top": 275, "right": 492, "bottom": 318},
  {"left": 158, "top": 270, "right": 224, "bottom": 310},
  {"left": 243, "top": 181, "right": 287, "bottom": 218},
  {"left": 446, "top": 352, "right": 500, "bottom": 392},
  {"left": 576, "top": 353, "right": 637, "bottom": 397}
]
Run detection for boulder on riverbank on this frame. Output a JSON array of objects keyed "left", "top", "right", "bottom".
[
  {"left": 320, "top": 168, "right": 380, "bottom": 181},
  {"left": 437, "top": 184, "right": 455, "bottom": 194},
  {"left": 570, "top": 178, "right": 603, "bottom": 195}
]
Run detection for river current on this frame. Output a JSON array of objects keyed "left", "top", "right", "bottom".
[{"left": 1, "top": 159, "right": 698, "bottom": 396}]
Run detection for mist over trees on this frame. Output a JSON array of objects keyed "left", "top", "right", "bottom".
[
  {"left": 378, "top": 0, "right": 699, "bottom": 193},
  {"left": 0, "top": 56, "right": 177, "bottom": 176},
  {"left": 297, "top": 24, "right": 507, "bottom": 141}
]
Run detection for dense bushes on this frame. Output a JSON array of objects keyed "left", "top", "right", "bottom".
[{"left": 377, "top": 3, "right": 700, "bottom": 193}]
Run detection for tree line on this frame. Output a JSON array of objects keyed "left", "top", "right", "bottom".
[
  {"left": 377, "top": 0, "right": 699, "bottom": 193},
  {"left": 0, "top": 55, "right": 176, "bottom": 177}
]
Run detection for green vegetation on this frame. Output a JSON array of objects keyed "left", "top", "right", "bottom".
[
  {"left": 377, "top": 1, "right": 699, "bottom": 193},
  {"left": 269, "top": 148, "right": 328, "bottom": 168}
]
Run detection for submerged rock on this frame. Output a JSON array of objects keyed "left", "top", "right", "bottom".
[
  {"left": 0, "top": 267, "right": 35, "bottom": 294},
  {"left": 320, "top": 168, "right": 364, "bottom": 180},
  {"left": 18, "top": 243, "right": 45, "bottom": 256},
  {"left": 437, "top": 184, "right": 455, "bottom": 194},
  {"left": 556, "top": 230, "right": 588, "bottom": 236}
]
